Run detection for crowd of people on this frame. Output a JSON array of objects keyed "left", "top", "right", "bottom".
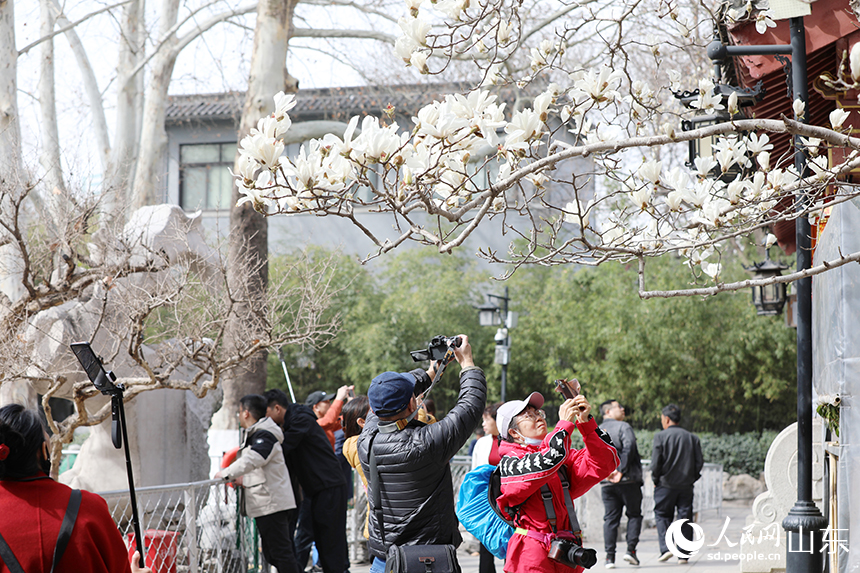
[{"left": 0, "top": 332, "right": 706, "bottom": 573}]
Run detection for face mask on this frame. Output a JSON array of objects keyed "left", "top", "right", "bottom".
[{"left": 520, "top": 435, "right": 543, "bottom": 446}]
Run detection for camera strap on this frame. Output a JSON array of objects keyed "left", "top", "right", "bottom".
[
  {"left": 378, "top": 348, "right": 457, "bottom": 434},
  {"left": 539, "top": 467, "right": 582, "bottom": 535},
  {"left": 0, "top": 489, "right": 81, "bottom": 573}
]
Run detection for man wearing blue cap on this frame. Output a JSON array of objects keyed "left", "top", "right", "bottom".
[{"left": 357, "top": 334, "right": 486, "bottom": 573}]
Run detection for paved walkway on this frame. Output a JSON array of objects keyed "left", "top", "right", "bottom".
[{"left": 350, "top": 500, "right": 756, "bottom": 573}]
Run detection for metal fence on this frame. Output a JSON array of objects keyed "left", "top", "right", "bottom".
[
  {"left": 98, "top": 456, "right": 722, "bottom": 572},
  {"left": 100, "top": 479, "right": 264, "bottom": 573}
]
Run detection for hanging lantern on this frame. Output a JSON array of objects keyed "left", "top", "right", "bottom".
[{"left": 746, "top": 256, "right": 789, "bottom": 315}]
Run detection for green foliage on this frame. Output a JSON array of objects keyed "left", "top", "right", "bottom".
[
  {"left": 266, "top": 244, "right": 796, "bottom": 434},
  {"left": 267, "top": 247, "right": 496, "bottom": 413},
  {"left": 505, "top": 254, "right": 797, "bottom": 433}
]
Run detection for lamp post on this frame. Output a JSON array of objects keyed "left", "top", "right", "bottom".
[
  {"left": 707, "top": 17, "right": 827, "bottom": 573},
  {"left": 477, "top": 287, "right": 514, "bottom": 402}
]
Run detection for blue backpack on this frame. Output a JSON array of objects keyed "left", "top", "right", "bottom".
[{"left": 455, "top": 464, "right": 514, "bottom": 559}]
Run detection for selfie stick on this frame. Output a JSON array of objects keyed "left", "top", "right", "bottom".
[
  {"left": 70, "top": 343, "right": 146, "bottom": 564},
  {"left": 277, "top": 347, "right": 296, "bottom": 403}
]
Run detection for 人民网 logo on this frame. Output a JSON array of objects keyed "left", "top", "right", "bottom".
[{"left": 665, "top": 519, "right": 705, "bottom": 558}]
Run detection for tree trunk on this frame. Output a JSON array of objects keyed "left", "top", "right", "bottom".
[
  {"left": 131, "top": 0, "right": 180, "bottom": 210},
  {"left": 0, "top": 0, "right": 22, "bottom": 183},
  {"left": 213, "top": 0, "right": 297, "bottom": 430},
  {"left": 106, "top": 0, "right": 145, "bottom": 219}
]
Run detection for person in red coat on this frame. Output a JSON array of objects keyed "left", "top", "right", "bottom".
[
  {"left": 0, "top": 404, "right": 150, "bottom": 573},
  {"left": 496, "top": 392, "right": 619, "bottom": 573}
]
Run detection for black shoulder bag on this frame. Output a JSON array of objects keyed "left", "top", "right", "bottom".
[
  {"left": 368, "top": 433, "right": 461, "bottom": 573},
  {"left": 0, "top": 488, "right": 82, "bottom": 573}
]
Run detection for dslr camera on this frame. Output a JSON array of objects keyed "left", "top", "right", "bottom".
[
  {"left": 548, "top": 536, "right": 598, "bottom": 569},
  {"left": 410, "top": 335, "right": 462, "bottom": 362}
]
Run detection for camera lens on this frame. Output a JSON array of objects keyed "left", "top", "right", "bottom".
[{"left": 571, "top": 547, "right": 598, "bottom": 569}]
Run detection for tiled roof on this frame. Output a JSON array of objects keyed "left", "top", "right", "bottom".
[{"left": 165, "top": 83, "right": 489, "bottom": 124}]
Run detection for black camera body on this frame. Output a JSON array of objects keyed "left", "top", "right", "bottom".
[
  {"left": 547, "top": 537, "right": 598, "bottom": 570},
  {"left": 410, "top": 335, "right": 462, "bottom": 362}
]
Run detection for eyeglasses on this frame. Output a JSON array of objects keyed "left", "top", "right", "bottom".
[{"left": 516, "top": 408, "right": 546, "bottom": 423}]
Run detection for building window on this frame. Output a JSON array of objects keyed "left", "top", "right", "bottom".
[{"left": 179, "top": 143, "right": 237, "bottom": 211}]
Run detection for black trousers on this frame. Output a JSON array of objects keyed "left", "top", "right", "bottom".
[
  {"left": 653, "top": 485, "right": 694, "bottom": 555},
  {"left": 257, "top": 509, "right": 301, "bottom": 573},
  {"left": 296, "top": 485, "right": 348, "bottom": 573},
  {"left": 601, "top": 483, "right": 643, "bottom": 557},
  {"left": 479, "top": 544, "right": 497, "bottom": 573},
  {"left": 294, "top": 497, "right": 314, "bottom": 569}
]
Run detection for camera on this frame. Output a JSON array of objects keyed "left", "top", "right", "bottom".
[
  {"left": 70, "top": 342, "right": 120, "bottom": 395},
  {"left": 548, "top": 537, "right": 598, "bottom": 569},
  {"left": 410, "top": 335, "right": 462, "bottom": 362}
]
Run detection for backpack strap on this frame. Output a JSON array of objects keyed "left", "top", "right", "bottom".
[
  {"left": 0, "top": 532, "right": 24, "bottom": 573},
  {"left": 0, "top": 489, "right": 81, "bottom": 573},
  {"left": 51, "top": 489, "right": 82, "bottom": 573},
  {"left": 538, "top": 467, "right": 582, "bottom": 536},
  {"left": 368, "top": 433, "right": 387, "bottom": 543}
]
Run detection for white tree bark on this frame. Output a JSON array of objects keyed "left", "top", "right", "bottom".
[
  {"left": 106, "top": 0, "right": 145, "bottom": 215},
  {"left": 39, "top": 0, "right": 65, "bottom": 198},
  {"left": 131, "top": 0, "right": 180, "bottom": 211},
  {"left": 0, "top": 0, "right": 22, "bottom": 183}
]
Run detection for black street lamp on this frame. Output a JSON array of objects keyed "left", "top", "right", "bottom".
[
  {"left": 706, "top": 17, "right": 827, "bottom": 573},
  {"left": 746, "top": 254, "right": 790, "bottom": 316},
  {"left": 477, "top": 287, "right": 513, "bottom": 402}
]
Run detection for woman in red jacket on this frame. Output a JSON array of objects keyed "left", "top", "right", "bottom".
[
  {"left": 496, "top": 392, "right": 619, "bottom": 573},
  {"left": 0, "top": 404, "right": 150, "bottom": 573}
]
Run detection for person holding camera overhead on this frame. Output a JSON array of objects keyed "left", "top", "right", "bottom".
[
  {"left": 495, "top": 390, "right": 619, "bottom": 573},
  {"left": 357, "top": 334, "right": 486, "bottom": 573}
]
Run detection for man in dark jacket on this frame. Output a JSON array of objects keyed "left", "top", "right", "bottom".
[
  {"left": 599, "top": 400, "right": 643, "bottom": 568},
  {"left": 651, "top": 404, "right": 704, "bottom": 564},
  {"left": 264, "top": 389, "right": 348, "bottom": 573},
  {"left": 357, "top": 334, "right": 486, "bottom": 573}
]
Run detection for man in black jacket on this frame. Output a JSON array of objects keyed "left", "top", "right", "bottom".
[
  {"left": 599, "top": 400, "right": 643, "bottom": 568},
  {"left": 264, "top": 389, "right": 348, "bottom": 573},
  {"left": 651, "top": 404, "right": 704, "bottom": 564},
  {"left": 357, "top": 334, "right": 486, "bottom": 573}
]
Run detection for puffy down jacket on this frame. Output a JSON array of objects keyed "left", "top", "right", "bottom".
[{"left": 357, "top": 366, "right": 486, "bottom": 559}]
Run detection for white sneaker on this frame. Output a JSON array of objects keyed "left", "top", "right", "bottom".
[
  {"left": 605, "top": 561, "right": 616, "bottom": 569},
  {"left": 658, "top": 551, "right": 674, "bottom": 562},
  {"left": 678, "top": 558, "right": 689, "bottom": 565}
]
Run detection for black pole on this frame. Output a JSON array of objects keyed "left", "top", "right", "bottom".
[
  {"left": 501, "top": 286, "right": 509, "bottom": 403},
  {"left": 116, "top": 393, "right": 146, "bottom": 566},
  {"left": 781, "top": 16, "right": 827, "bottom": 572}
]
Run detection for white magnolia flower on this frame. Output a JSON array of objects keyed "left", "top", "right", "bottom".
[
  {"left": 746, "top": 133, "right": 773, "bottom": 154},
  {"left": 801, "top": 136, "right": 822, "bottom": 157},
  {"left": 665, "top": 190, "right": 684, "bottom": 211},
  {"left": 727, "top": 91, "right": 739, "bottom": 115},
  {"left": 601, "top": 223, "right": 626, "bottom": 246},
  {"left": 637, "top": 160, "right": 662, "bottom": 184},
  {"left": 702, "top": 262, "right": 722, "bottom": 280},
  {"left": 755, "top": 10, "right": 777, "bottom": 34},
  {"left": 563, "top": 198, "right": 594, "bottom": 228},
  {"left": 410, "top": 51, "right": 429, "bottom": 74},
  {"left": 230, "top": 153, "right": 260, "bottom": 186},
  {"left": 692, "top": 78, "right": 724, "bottom": 111},
  {"left": 237, "top": 173, "right": 274, "bottom": 212},
  {"left": 481, "top": 64, "right": 503, "bottom": 87},
  {"left": 497, "top": 20, "right": 512, "bottom": 44},
  {"left": 852, "top": 42, "right": 860, "bottom": 82},
  {"left": 726, "top": 179, "right": 744, "bottom": 204},
  {"left": 574, "top": 65, "right": 623, "bottom": 104},
  {"left": 765, "top": 233, "right": 778, "bottom": 248},
  {"left": 504, "top": 108, "right": 543, "bottom": 151},
  {"left": 665, "top": 166, "right": 689, "bottom": 193},
  {"left": 830, "top": 108, "right": 851, "bottom": 128},
  {"left": 435, "top": 0, "right": 467, "bottom": 20},
  {"left": 694, "top": 156, "right": 718, "bottom": 179},
  {"left": 715, "top": 145, "right": 736, "bottom": 173},
  {"left": 240, "top": 132, "right": 284, "bottom": 170},
  {"left": 530, "top": 47, "right": 548, "bottom": 70},
  {"left": 404, "top": 0, "right": 424, "bottom": 11},
  {"left": 492, "top": 195, "right": 506, "bottom": 212},
  {"left": 395, "top": 35, "right": 419, "bottom": 62},
  {"left": 398, "top": 16, "right": 430, "bottom": 47},
  {"left": 793, "top": 98, "right": 806, "bottom": 119},
  {"left": 273, "top": 91, "right": 297, "bottom": 123},
  {"left": 533, "top": 91, "right": 553, "bottom": 122},
  {"left": 630, "top": 187, "right": 652, "bottom": 210},
  {"left": 757, "top": 151, "right": 771, "bottom": 171},
  {"left": 746, "top": 171, "right": 767, "bottom": 198},
  {"left": 667, "top": 70, "right": 682, "bottom": 92},
  {"left": 684, "top": 180, "right": 710, "bottom": 207}
]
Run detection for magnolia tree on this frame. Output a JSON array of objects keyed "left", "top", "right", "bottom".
[
  {"left": 0, "top": 185, "right": 339, "bottom": 474},
  {"left": 231, "top": 0, "right": 860, "bottom": 299}
]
